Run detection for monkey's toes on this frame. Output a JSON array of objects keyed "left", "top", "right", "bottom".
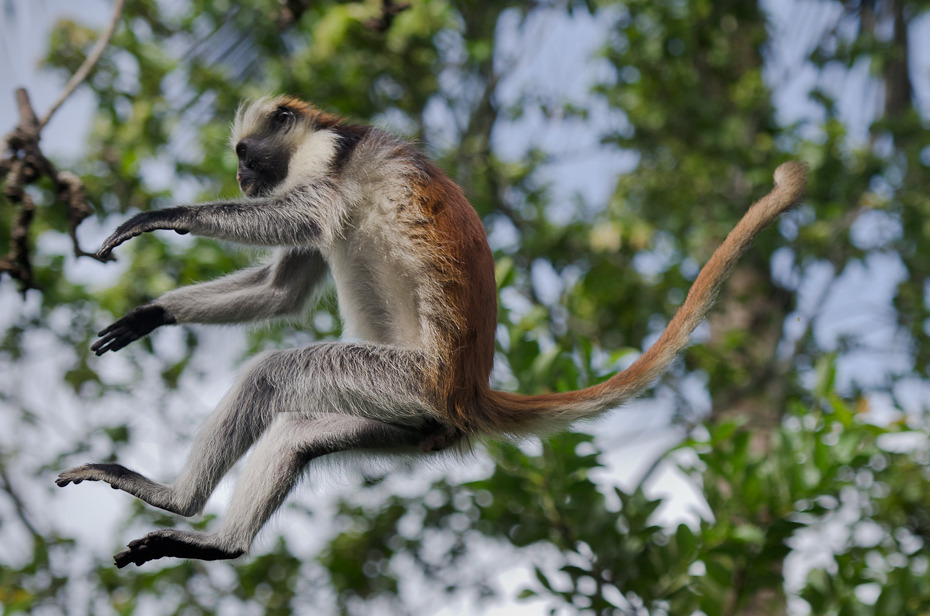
[
  {"left": 55, "top": 462, "right": 135, "bottom": 488},
  {"left": 56, "top": 466, "right": 94, "bottom": 487},
  {"left": 114, "top": 536, "right": 159, "bottom": 568}
]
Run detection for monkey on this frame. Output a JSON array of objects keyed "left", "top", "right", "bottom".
[{"left": 55, "top": 95, "right": 807, "bottom": 568}]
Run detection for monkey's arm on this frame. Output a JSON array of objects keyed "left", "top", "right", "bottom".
[
  {"left": 92, "top": 248, "right": 327, "bottom": 355},
  {"left": 96, "top": 184, "right": 342, "bottom": 258}
]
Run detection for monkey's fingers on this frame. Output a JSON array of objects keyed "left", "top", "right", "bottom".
[
  {"left": 95, "top": 319, "right": 121, "bottom": 338},
  {"left": 96, "top": 232, "right": 136, "bottom": 259},
  {"left": 90, "top": 328, "right": 120, "bottom": 353},
  {"left": 91, "top": 325, "right": 139, "bottom": 355},
  {"left": 96, "top": 224, "right": 154, "bottom": 258},
  {"left": 92, "top": 305, "right": 174, "bottom": 355}
]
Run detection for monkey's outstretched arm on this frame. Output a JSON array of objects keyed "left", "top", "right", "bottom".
[
  {"left": 97, "top": 184, "right": 343, "bottom": 258},
  {"left": 159, "top": 247, "right": 327, "bottom": 323},
  {"left": 92, "top": 248, "right": 328, "bottom": 355}
]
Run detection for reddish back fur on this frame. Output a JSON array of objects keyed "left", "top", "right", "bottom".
[{"left": 409, "top": 159, "right": 498, "bottom": 432}]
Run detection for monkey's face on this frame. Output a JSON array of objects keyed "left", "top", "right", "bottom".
[
  {"left": 234, "top": 105, "right": 301, "bottom": 197},
  {"left": 235, "top": 137, "right": 289, "bottom": 197}
]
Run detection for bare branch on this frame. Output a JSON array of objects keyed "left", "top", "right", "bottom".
[
  {"left": 38, "top": 0, "right": 126, "bottom": 131},
  {"left": 1, "top": 1, "right": 124, "bottom": 292},
  {"left": 0, "top": 460, "right": 43, "bottom": 540},
  {"left": 0, "top": 189, "right": 36, "bottom": 294}
]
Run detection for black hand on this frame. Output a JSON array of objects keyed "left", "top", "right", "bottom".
[
  {"left": 96, "top": 209, "right": 191, "bottom": 259},
  {"left": 91, "top": 305, "right": 176, "bottom": 355}
]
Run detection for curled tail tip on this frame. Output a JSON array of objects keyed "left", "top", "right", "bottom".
[{"left": 773, "top": 161, "right": 808, "bottom": 199}]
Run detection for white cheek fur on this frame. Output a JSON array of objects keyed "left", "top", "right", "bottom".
[{"left": 278, "top": 130, "right": 338, "bottom": 192}]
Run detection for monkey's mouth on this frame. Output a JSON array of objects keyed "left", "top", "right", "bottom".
[{"left": 237, "top": 175, "right": 257, "bottom": 197}]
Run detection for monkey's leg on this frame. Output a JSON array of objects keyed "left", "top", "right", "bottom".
[
  {"left": 114, "top": 414, "right": 425, "bottom": 567},
  {"left": 56, "top": 352, "right": 282, "bottom": 516}
]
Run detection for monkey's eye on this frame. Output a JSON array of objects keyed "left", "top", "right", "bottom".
[{"left": 273, "top": 106, "right": 295, "bottom": 128}]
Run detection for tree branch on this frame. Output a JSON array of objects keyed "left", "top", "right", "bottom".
[
  {"left": 1, "top": 0, "right": 124, "bottom": 293},
  {"left": 37, "top": 0, "right": 126, "bottom": 131}
]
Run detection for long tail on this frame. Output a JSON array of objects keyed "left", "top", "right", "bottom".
[{"left": 482, "top": 161, "right": 808, "bottom": 435}]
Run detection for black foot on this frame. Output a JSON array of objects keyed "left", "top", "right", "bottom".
[{"left": 114, "top": 529, "right": 244, "bottom": 568}]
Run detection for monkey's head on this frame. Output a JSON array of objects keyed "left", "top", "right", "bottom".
[{"left": 231, "top": 96, "right": 342, "bottom": 198}]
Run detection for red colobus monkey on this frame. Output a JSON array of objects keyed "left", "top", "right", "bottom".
[{"left": 56, "top": 95, "right": 807, "bottom": 568}]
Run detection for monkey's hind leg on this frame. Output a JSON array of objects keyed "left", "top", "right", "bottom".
[
  {"left": 56, "top": 351, "right": 283, "bottom": 517},
  {"left": 113, "top": 414, "right": 426, "bottom": 567}
]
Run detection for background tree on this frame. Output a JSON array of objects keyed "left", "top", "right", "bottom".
[{"left": 1, "top": 0, "right": 928, "bottom": 614}]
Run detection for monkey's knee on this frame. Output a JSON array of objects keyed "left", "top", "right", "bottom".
[{"left": 229, "top": 349, "right": 292, "bottom": 406}]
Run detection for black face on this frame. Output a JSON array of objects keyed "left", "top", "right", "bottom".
[{"left": 235, "top": 106, "right": 296, "bottom": 197}]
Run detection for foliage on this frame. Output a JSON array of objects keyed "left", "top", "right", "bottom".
[
  {"left": 314, "top": 355, "right": 930, "bottom": 615},
  {"left": 1, "top": 0, "right": 929, "bottom": 614}
]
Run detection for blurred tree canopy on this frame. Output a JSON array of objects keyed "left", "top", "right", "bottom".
[{"left": 1, "top": 0, "right": 929, "bottom": 614}]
